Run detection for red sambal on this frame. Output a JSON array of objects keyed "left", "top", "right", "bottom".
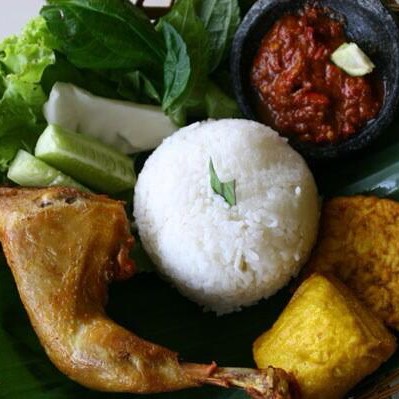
[{"left": 251, "top": 5, "right": 383, "bottom": 144}]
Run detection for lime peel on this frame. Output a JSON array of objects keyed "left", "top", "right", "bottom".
[{"left": 331, "top": 42, "right": 375, "bottom": 77}]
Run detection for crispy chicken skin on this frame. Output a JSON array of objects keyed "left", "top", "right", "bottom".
[
  {"left": 0, "top": 187, "right": 300, "bottom": 398},
  {"left": 0, "top": 187, "right": 197, "bottom": 392}
]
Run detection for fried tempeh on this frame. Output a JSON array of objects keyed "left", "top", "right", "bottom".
[
  {"left": 0, "top": 187, "right": 299, "bottom": 399},
  {"left": 304, "top": 196, "right": 399, "bottom": 330}
]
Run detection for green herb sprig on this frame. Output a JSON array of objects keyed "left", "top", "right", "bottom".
[{"left": 209, "top": 158, "right": 236, "bottom": 206}]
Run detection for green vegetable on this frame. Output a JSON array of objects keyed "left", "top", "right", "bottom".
[
  {"left": 115, "top": 70, "right": 161, "bottom": 104},
  {"left": 158, "top": 0, "right": 241, "bottom": 125},
  {"left": 0, "top": 130, "right": 40, "bottom": 173},
  {"left": 41, "top": 52, "right": 161, "bottom": 106},
  {"left": 0, "top": 77, "right": 40, "bottom": 142},
  {"left": 161, "top": 22, "right": 191, "bottom": 112},
  {"left": 40, "top": 0, "right": 241, "bottom": 127},
  {"left": 41, "top": 53, "right": 121, "bottom": 100},
  {"left": 7, "top": 149, "right": 89, "bottom": 191},
  {"left": 331, "top": 42, "right": 375, "bottom": 77},
  {"left": 158, "top": 0, "right": 210, "bottom": 124},
  {"left": 0, "top": 17, "right": 56, "bottom": 175},
  {"left": 35, "top": 124, "right": 136, "bottom": 194},
  {"left": 0, "top": 0, "right": 242, "bottom": 180},
  {"left": 0, "top": 17, "right": 57, "bottom": 82},
  {"left": 209, "top": 158, "right": 236, "bottom": 206},
  {"left": 205, "top": 81, "right": 241, "bottom": 119},
  {"left": 197, "top": 0, "right": 240, "bottom": 71},
  {"left": 41, "top": 0, "right": 166, "bottom": 81},
  {"left": 44, "top": 82, "right": 178, "bottom": 154}
]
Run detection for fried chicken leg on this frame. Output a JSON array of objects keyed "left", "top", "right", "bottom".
[{"left": 0, "top": 187, "right": 299, "bottom": 398}]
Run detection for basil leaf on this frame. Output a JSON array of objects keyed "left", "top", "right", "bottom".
[
  {"left": 209, "top": 158, "right": 236, "bottom": 206},
  {"left": 41, "top": 53, "right": 122, "bottom": 100},
  {"left": 205, "top": 81, "right": 241, "bottom": 119},
  {"left": 166, "top": 103, "right": 187, "bottom": 126},
  {"left": 198, "top": 0, "right": 241, "bottom": 71},
  {"left": 159, "top": 0, "right": 210, "bottom": 120},
  {"left": 117, "top": 70, "right": 161, "bottom": 104},
  {"left": 42, "top": 53, "right": 162, "bottom": 105},
  {"left": 41, "top": 0, "right": 166, "bottom": 80},
  {"left": 161, "top": 22, "right": 190, "bottom": 111}
]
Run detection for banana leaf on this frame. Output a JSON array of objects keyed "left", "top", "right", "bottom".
[
  {"left": 3, "top": 20, "right": 399, "bottom": 397},
  {"left": 3, "top": 114, "right": 399, "bottom": 399},
  {"left": 3, "top": 116, "right": 399, "bottom": 399},
  {"left": 0, "top": 248, "right": 291, "bottom": 399},
  {"left": 3, "top": 0, "right": 399, "bottom": 398}
]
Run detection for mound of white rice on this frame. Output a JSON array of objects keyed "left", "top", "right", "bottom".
[{"left": 134, "top": 119, "right": 319, "bottom": 314}]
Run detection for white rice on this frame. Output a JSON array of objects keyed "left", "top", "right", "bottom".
[{"left": 134, "top": 119, "right": 319, "bottom": 314}]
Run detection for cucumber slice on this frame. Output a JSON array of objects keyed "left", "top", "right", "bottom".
[
  {"left": 35, "top": 125, "right": 136, "bottom": 194},
  {"left": 8, "top": 150, "right": 89, "bottom": 191},
  {"left": 331, "top": 42, "right": 375, "bottom": 77},
  {"left": 44, "top": 83, "right": 178, "bottom": 154}
]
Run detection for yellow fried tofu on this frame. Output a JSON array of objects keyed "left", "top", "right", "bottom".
[
  {"left": 304, "top": 196, "right": 399, "bottom": 330},
  {"left": 253, "top": 274, "right": 396, "bottom": 399}
]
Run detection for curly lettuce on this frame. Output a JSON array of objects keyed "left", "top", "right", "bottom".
[{"left": 0, "top": 17, "right": 56, "bottom": 173}]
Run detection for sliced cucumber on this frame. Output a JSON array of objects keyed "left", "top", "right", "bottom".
[
  {"left": 8, "top": 150, "right": 89, "bottom": 191},
  {"left": 43, "top": 82, "right": 178, "bottom": 154},
  {"left": 35, "top": 125, "right": 136, "bottom": 194}
]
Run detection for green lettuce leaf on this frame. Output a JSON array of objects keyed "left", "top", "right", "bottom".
[
  {"left": 0, "top": 17, "right": 55, "bottom": 173},
  {"left": 0, "top": 17, "right": 57, "bottom": 83},
  {"left": 0, "top": 79, "right": 44, "bottom": 171}
]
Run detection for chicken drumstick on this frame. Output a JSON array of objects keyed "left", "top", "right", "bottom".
[{"left": 0, "top": 187, "right": 299, "bottom": 399}]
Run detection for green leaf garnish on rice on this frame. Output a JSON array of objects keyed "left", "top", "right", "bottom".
[{"left": 209, "top": 158, "right": 236, "bottom": 206}]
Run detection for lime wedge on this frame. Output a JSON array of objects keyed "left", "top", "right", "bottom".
[
  {"left": 8, "top": 150, "right": 89, "bottom": 192},
  {"left": 331, "top": 42, "right": 375, "bottom": 77},
  {"left": 35, "top": 125, "right": 136, "bottom": 194}
]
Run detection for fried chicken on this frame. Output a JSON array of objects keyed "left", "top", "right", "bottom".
[
  {"left": 304, "top": 196, "right": 399, "bottom": 330},
  {"left": 0, "top": 187, "right": 299, "bottom": 399}
]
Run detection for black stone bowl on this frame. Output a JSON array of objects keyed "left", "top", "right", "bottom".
[{"left": 231, "top": 0, "right": 399, "bottom": 160}]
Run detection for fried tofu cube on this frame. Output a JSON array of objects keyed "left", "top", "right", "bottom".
[{"left": 253, "top": 274, "right": 396, "bottom": 399}]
